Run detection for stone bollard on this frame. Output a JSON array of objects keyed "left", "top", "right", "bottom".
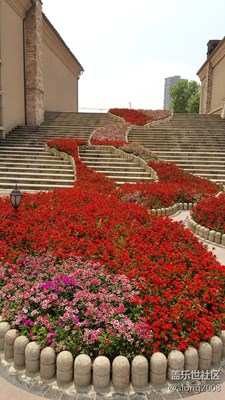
[
  {"left": 174, "top": 204, "right": 178, "bottom": 213},
  {"left": 184, "top": 346, "right": 199, "bottom": 372},
  {"left": 188, "top": 203, "right": 193, "bottom": 210},
  {"left": 0, "top": 322, "right": 10, "bottom": 351},
  {"left": 93, "top": 356, "right": 110, "bottom": 389},
  {"left": 167, "top": 350, "right": 184, "bottom": 381},
  {"left": 4, "top": 329, "right": 18, "bottom": 361},
  {"left": 57, "top": 351, "right": 74, "bottom": 386},
  {"left": 112, "top": 356, "right": 130, "bottom": 390},
  {"left": 157, "top": 209, "right": 162, "bottom": 216},
  {"left": 161, "top": 208, "right": 166, "bottom": 216},
  {"left": 40, "top": 347, "right": 56, "bottom": 380},
  {"left": 210, "top": 336, "right": 223, "bottom": 366},
  {"left": 191, "top": 221, "right": 197, "bottom": 233},
  {"left": 150, "top": 352, "right": 167, "bottom": 385},
  {"left": 219, "top": 331, "right": 225, "bottom": 358},
  {"left": 151, "top": 209, "right": 156, "bottom": 215},
  {"left": 204, "top": 228, "right": 210, "bottom": 240},
  {"left": 198, "top": 342, "right": 212, "bottom": 370},
  {"left": 14, "top": 336, "right": 29, "bottom": 369},
  {"left": 131, "top": 355, "right": 148, "bottom": 388},
  {"left": 25, "top": 342, "right": 41, "bottom": 375},
  {"left": 199, "top": 226, "right": 205, "bottom": 238},
  {"left": 74, "top": 354, "right": 91, "bottom": 388},
  {"left": 195, "top": 225, "right": 201, "bottom": 236},
  {"left": 209, "top": 230, "right": 216, "bottom": 242},
  {"left": 222, "top": 234, "right": 225, "bottom": 247},
  {"left": 183, "top": 203, "right": 188, "bottom": 210},
  {"left": 179, "top": 203, "right": 183, "bottom": 210},
  {"left": 215, "top": 232, "right": 222, "bottom": 245}
]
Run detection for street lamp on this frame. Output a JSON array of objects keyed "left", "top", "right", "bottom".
[{"left": 10, "top": 184, "right": 22, "bottom": 211}]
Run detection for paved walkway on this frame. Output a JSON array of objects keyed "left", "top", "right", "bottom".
[{"left": 0, "top": 194, "right": 225, "bottom": 399}]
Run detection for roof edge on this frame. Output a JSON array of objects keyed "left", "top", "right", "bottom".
[{"left": 197, "top": 37, "right": 225, "bottom": 76}]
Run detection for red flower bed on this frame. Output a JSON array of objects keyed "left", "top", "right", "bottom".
[
  {"left": 109, "top": 108, "right": 171, "bottom": 125},
  {"left": 148, "top": 161, "right": 221, "bottom": 199},
  {"left": 115, "top": 162, "right": 221, "bottom": 209},
  {"left": 109, "top": 108, "right": 151, "bottom": 125},
  {"left": 0, "top": 139, "right": 225, "bottom": 357},
  {"left": 191, "top": 192, "right": 225, "bottom": 234}
]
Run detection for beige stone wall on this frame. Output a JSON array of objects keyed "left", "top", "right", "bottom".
[
  {"left": 43, "top": 43, "right": 79, "bottom": 112},
  {"left": 1, "top": 0, "right": 26, "bottom": 133},
  {"left": 42, "top": 18, "right": 81, "bottom": 112},
  {"left": 210, "top": 57, "right": 225, "bottom": 114},
  {"left": 0, "top": 0, "right": 83, "bottom": 136},
  {"left": 198, "top": 38, "right": 225, "bottom": 115}
]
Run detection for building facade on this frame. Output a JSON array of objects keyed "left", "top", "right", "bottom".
[
  {"left": 197, "top": 38, "right": 225, "bottom": 117},
  {"left": 163, "top": 75, "right": 181, "bottom": 110},
  {"left": 0, "top": 0, "right": 84, "bottom": 138}
]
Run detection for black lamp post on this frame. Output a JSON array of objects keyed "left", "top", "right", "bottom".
[{"left": 10, "top": 184, "right": 22, "bottom": 211}]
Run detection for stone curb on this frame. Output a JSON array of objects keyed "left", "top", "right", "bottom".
[
  {"left": 188, "top": 217, "right": 225, "bottom": 247},
  {"left": 44, "top": 144, "right": 76, "bottom": 178},
  {"left": 1, "top": 321, "right": 225, "bottom": 391},
  {"left": 151, "top": 202, "right": 194, "bottom": 217}
]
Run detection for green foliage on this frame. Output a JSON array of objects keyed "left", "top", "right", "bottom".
[{"left": 170, "top": 79, "right": 200, "bottom": 113}]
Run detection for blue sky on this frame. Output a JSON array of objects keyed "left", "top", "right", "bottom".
[{"left": 43, "top": 0, "right": 225, "bottom": 111}]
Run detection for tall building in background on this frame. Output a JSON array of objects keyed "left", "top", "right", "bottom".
[{"left": 163, "top": 76, "right": 181, "bottom": 109}]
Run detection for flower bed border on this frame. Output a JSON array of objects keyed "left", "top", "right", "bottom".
[
  {"left": 1, "top": 318, "right": 225, "bottom": 390},
  {"left": 188, "top": 218, "right": 225, "bottom": 247},
  {"left": 45, "top": 143, "right": 76, "bottom": 177},
  {"left": 151, "top": 201, "right": 193, "bottom": 216}
]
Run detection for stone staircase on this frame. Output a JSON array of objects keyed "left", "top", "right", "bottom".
[
  {"left": 79, "top": 146, "right": 153, "bottom": 185},
  {"left": 0, "top": 112, "right": 113, "bottom": 191},
  {"left": 128, "top": 113, "right": 225, "bottom": 184}
]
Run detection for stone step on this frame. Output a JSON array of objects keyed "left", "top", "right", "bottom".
[
  {"left": 79, "top": 153, "right": 122, "bottom": 160},
  {"left": 0, "top": 175, "right": 74, "bottom": 184},
  {"left": 0, "top": 166, "right": 73, "bottom": 173},
  {"left": 0, "top": 182, "right": 74, "bottom": 190},
  {"left": 0, "top": 156, "right": 70, "bottom": 164},
  {"left": 87, "top": 168, "right": 149, "bottom": 176},
  {"left": 0, "top": 161, "right": 71, "bottom": 168},
  {"left": 182, "top": 167, "right": 225, "bottom": 174},
  {"left": 171, "top": 162, "right": 225, "bottom": 168},
  {"left": 85, "top": 160, "right": 138, "bottom": 167},
  {"left": 108, "top": 175, "right": 153, "bottom": 182},
  {"left": 0, "top": 153, "right": 60, "bottom": 159},
  {"left": 0, "top": 146, "right": 44, "bottom": 152},
  {"left": 0, "top": 171, "right": 74, "bottom": 179}
]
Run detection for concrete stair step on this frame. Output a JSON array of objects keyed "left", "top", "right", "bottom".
[
  {"left": 108, "top": 175, "right": 153, "bottom": 182},
  {"left": 0, "top": 146, "right": 44, "bottom": 152},
  {"left": 0, "top": 171, "right": 74, "bottom": 179},
  {"left": 0, "top": 182, "right": 74, "bottom": 190},
  {"left": 0, "top": 153, "right": 61, "bottom": 160},
  {"left": 0, "top": 176, "right": 74, "bottom": 184},
  {"left": 90, "top": 169, "right": 149, "bottom": 176},
  {"left": 0, "top": 157, "right": 70, "bottom": 165},
  {"left": 0, "top": 166, "right": 73, "bottom": 173},
  {"left": 86, "top": 161, "right": 139, "bottom": 167},
  {"left": 0, "top": 162, "right": 71, "bottom": 169}
]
